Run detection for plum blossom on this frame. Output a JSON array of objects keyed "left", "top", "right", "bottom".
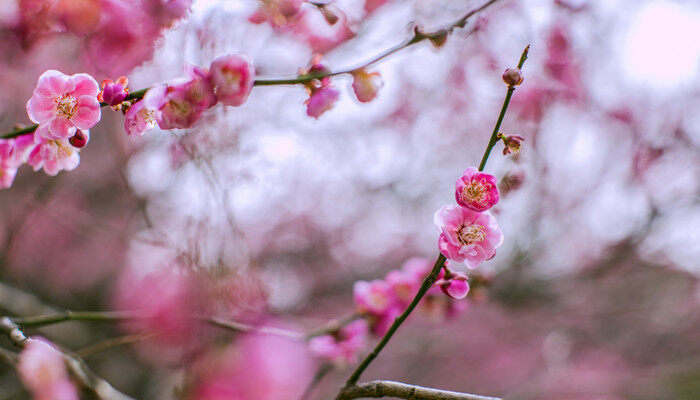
[
  {"left": 0, "top": 135, "right": 35, "bottom": 188},
  {"left": 455, "top": 167, "right": 500, "bottom": 212},
  {"left": 209, "top": 54, "right": 255, "bottom": 106},
  {"left": 500, "top": 133, "right": 525, "bottom": 155},
  {"left": 353, "top": 279, "right": 400, "bottom": 335},
  {"left": 351, "top": 69, "right": 383, "bottom": 103},
  {"left": 248, "top": 0, "right": 303, "bottom": 27},
  {"left": 26, "top": 70, "right": 101, "bottom": 140},
  {"left": 434, "top": 205, "right": 503, "bottom": 268},
  {"left": 124, "top": 100, "right": 158, "bottom": 136},
  {"left": 191, "top": 329, "right": 314, "bottom": 400},
  {"left": 98, "top": 76, "right": 129, "bottom": 107},
  {"left": 111, "top": 266, "right": 213, "bottom": 365},
  {"left": 308, "top": 319, "right": 368, "bottom": 365},
  {"left": 143, "top": 66, "right": 217, "bottom": 130},
  {"left": 17, "top": 338, "right": 79, "bottom": 400},
  {"left": 305, "top": 86, "right": 339, "bottom": 119},
  {"left": 27, "top": 126, "right": 87, "bottom": 176}
]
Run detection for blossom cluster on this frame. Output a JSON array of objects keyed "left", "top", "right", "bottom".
[
  {"left": 302, "top": 56, "right": 383, "bottom": 119},
  {"left": 17, "top": 338, "right": 79, "bottom": 400},
  {"left": 436, "top": 167, "right": 504, "bottom": 268}
]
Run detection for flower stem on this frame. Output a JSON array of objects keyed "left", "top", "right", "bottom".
[
  {"left": 477, "top": 45, "right": 529, "bottom": 172},
  {"left": 343, "top": 254, "right": 446, "bottom": 387}
]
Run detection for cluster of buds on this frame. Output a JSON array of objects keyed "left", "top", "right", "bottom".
[{"left": 98, "top": 76, "right": 130, "bottom": 110}]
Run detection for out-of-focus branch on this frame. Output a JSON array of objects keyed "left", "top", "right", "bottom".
[
  {"left": 0, "top": 0, "right": 499, "bottom": 140},
  {"left": 12, "top": 311, "right": 142, "bottom": 327},
  {"left": 0, "top": 317, "right": 135, "bottom": 400},
  {"left": 337, "top": 380, "right": 502, "bottom": 400},
  {"left": 254, "top": 0, "right": 500, "bottom": 86}
]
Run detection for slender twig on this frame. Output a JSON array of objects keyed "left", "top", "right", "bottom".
[
  {"left": 477, "top": 45, "right": 529, "bottom": 172},
  {"left": 76, "top": 331, "right": 162, "bottom": 358},
  {"left": 343, "top": 254, "right": 446, "bottom": 387},
  {"left": 12, "top": 310, "right": 142, "bottom": 327},
  {"left": 305, "top": 313, "right": 364, "bottom": 340},
  {"left": 300, "top": 363, "right": 334, "bottom": 400},
  {"left": 0, "top": 0, "right": 499, "bottom": 140},
  {"left": 337, "top": 44, "right": 529, "bottom": 395},
  {"left": 206, "top": 317, "right": 304, "bottom": 339},
  {"left": 0, "top": 317, "right": 134, "bottom": 400},
  {"left": 337, "top": 380, "right": 501, "bottom": 400}
]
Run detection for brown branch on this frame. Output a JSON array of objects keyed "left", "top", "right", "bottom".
[
  {"left": 337, "top": 380, "right": 502, "bottom": 400},
  {"left": 0, "top": 317, "right": 135, "bottom": 400}
]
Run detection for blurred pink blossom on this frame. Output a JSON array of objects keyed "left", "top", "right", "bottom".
[
  {"left": 26, "top": 70, "right": 100, "bottom": 140},
  {"left": 308, "top": 319, "right": 368, "bottom": 365},
  {"left": 209, "top": 54, "right": 255, "bottom": 107},
  {"left": 191, "top": 328, "right": 314, "bottom": 400},
  {"left": 434, "top": 205, "right": 503, "bottom": 268},
  {"left": 305, "top": 86, "right": 339, "bottom": 119},
  {"left": 17, "top": 338, "right": 79, "bottom": 400},
  {"left": 455, "top": 167, "right": 500, "bottom": 212},
  {"left": 0, "top": 135, "right": 35, "bottom": 188}
]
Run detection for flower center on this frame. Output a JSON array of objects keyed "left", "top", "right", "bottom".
[
  {"left": 54, "top": 94, "right": 77, "bottom": 119},
  {"left": 457, "top": 225, "right": 486, "bottom": 246},
  {"left": 462, "top": 181, "right": 488, "bottom": 205},
  {"left": 139, "top": 108, "right": 157, "bottom": 125},
  {"left": 222, "top": 68, "right": 242, "bottom": 88},
  {"left": 49, "top": 140, "right": 74, "bottom": 158},
  {"left": 168, "top": 100, "right": 191, "bottom": 116}
]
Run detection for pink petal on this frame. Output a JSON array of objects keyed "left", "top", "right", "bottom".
[
  {"left": 70, "top": 73, "right": 100, "bottom": 98},
  {"left": 26, "top": 96, "right": 57, "bottom": 124},
  {"left": 72, "top": 96, "right": 101, "bottom": 129}
]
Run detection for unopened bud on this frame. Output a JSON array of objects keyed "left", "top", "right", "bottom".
[
  {"left": 502, "top": 68, "right": 524, "bottom": 87},
  {"left": 69, "top": 130, "right": 89, "bottom": 148},
  {"left": 498, "top": 133, "right": 524, "bottom": 155}
]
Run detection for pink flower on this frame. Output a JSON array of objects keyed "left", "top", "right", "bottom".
[
  {"left": 500, "top": 133, "right": 525, "bottom": 155},
  {"left": 124, "top": 100, "right": 158, "bottom": 136},
  {"left": 308, "top": 319, "right": 368, "bottom": 365},
  {"left": 0, "top": 136, "right": 36, "bottom": 188},
  {"left": 111, "top": 266, "right": 213, "bottom": 365},
  {"left": 305, "top": 86, "right": 339, "bottom": 119},
  {"left": 210, "top": 54, "right": 255, "bottom": 107},
  {"left": 353, "top": 279, "right": 395, "bottom": 315},
  {"left": 249, "top": 0, "right": 302, "bottom": 27},
  {"left": 26, "top": 70, "right": 101, "bottom": 140},
  {"left": 455, "top": 167, "right": 500, "bottom": 212},
  {"left": 17, "top": 338, "right": 79, "bottom": 400},
  {"left": 27, "top": 126, "right": 85, "bottom": 176},
  {"left": 97, "top": 76, "right": 129, "bottom": 107},
  {"left": 437, "top": 271, "right": 470, "bottom": 299},
  {"left": 192, "top": 328, "right": 314, "bottom": 400},
  {"left": 143, "top": 67, "right": 217, "bottom": 130},
  {"left": 351, "top": 69, "right": 383, "bottom": 103},
  {"left": 434, "top": 204, "right": 503, "bottom": 268}
]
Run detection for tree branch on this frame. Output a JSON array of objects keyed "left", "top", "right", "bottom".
[
  {"left": 0, "top": 317, "right": 135, "bottom": 400},
  {"left": 337, "top": 380, "right": 502, "bottom": 400}
]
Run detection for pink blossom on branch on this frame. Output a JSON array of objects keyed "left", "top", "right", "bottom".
[
  {"left": 351, "top": 69, "right": 383, "bottom": 103},
  {"left": 26, "top": 70, "right": 101, "bottom": 140},
  {"left": 434, "top": 205, "right": 503, "bottom": 268},
  {"left": 0, "top": 135, "right": 36, "bottom": 188},
  {"left": 455, "top": 167, "right": 500, "bottom": 212},
  {"left": 305, "top": 86, "right": 340, "bottom": 119},
  {"left": 124, "top": 100, "right": 158, "bottom": 136},
  {"left": 27, "top": 126, "right": 87, "bottom": 176},
  {"left": 17, "top": 338, "right": 79, "bottom": 400},
  {"left": 143, "top": 66, "right": 217, "bottom": 130},
  {"left": 98, "top": 76, "right": 129, "bottom": 107},
  {"left": 308, "top": 319, "right": 369, "bottom": 365},
  {"left": 436, "top": 271, "right": 470, "bottom": 299},
  {"left": 209, "top": 54, "right": 255, "bottom": 107}
]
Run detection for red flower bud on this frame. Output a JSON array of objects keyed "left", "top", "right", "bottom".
[{"left": 69, "top": 130, "right": 89, "bottom": 148}]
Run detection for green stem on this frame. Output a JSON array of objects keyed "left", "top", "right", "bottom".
[
  {"left": 345, "top": 254, "right": 446, "bottom": 386},
  {"left": 477, "top": 45, "right": 529, "bottom": 172}
]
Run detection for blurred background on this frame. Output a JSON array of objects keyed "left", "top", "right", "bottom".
[{"left": 0, "top": 0, "right": 699, "bottom": 399}]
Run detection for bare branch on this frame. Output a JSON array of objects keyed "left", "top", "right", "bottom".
[{"left": 337, "top": 380, "right": 502, "bottom": 400}]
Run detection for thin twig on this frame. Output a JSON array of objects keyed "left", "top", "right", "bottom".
[
  {"left": 12, "top": 311, "right": 142, "bottom": 327},
  {"left": 477, "top": 45, "right": 529, "bottom": 171},
  {"left": 0, "top": 0, "right": 499, "bottom": 140},
  {"left": 337, "top": 380, "right": 502, "bottom": 400}
]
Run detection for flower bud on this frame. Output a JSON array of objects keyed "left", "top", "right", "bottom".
[
  {"left": 502, "top": 68, "right": 524, "bottom": 87},
  {"left": 351, "top": 69, "right": 383, "bottom": 103},
  {"left": 68, "top": 130, "right": 89, "bottom": 148},
  {"left": 499, "top": 133, "right": 524, "bottom": 155},
  {"left": 319, "top": 5, "right": 339, "bottom": 25},
  {"left": 98, "top": 76, "right": 129, "bottom": 107},
  {"left": 437, "top": 272, "right": 470, "bottom": 300}
]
